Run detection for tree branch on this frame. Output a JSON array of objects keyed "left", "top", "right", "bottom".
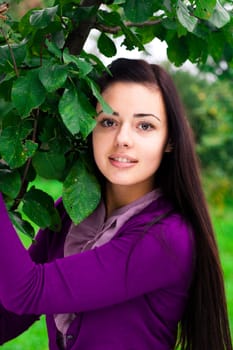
[
  {"left": 0, "top": 29, "right": 19, "bottom": 76},
  {"left": 10, "top": 109, "right": 39, "bottom": 211},
  {"left": 65, "top": 0, "right": 103, "bottom": 55},
  {"left": 95, "top": 19, "right": 162, "bottom": 34}
]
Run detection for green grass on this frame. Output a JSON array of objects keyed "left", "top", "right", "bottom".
[
  {"left": 211, "top": 202, "right": 233, "bottom": 336},
  {"left": 1, "top": 178, "right": 233, "bottom": 348},
  {"left": 1, "top": 317, "right": 48, "bottom": 350}
]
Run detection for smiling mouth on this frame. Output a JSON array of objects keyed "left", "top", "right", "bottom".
[{"left": 109, "top": 157, "right": 137, "bottom": 163}]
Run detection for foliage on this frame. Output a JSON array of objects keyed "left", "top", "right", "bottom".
[
  {"left": 198, "top": 1, "right": 233, "bottom": 81},
  {"left": 0, "top": 0, "right": 232, "bottom": 237},
  {"left": 171, "top": 68, "right": 233, "bottom": 206}
]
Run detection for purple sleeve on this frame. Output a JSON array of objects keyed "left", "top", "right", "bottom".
[
  {"left": 0, "top": 196, "right": 69, "bottom": 344},
  {"left": 0, "top": 193, "right": 194, "bottom": 316},
  {"left": 0, "top": 304, "right": 39, "bottom": 345}
]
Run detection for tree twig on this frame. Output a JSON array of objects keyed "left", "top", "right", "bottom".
[
  {"left": 95, "top": 19, "right": 162, "bottom": 34},
  {"left": 10, "top": 109, "right": 39, "bottom": 211},
  {"left": 65, "top": 0, "right": 102, "bottom": 55},
  {"left": 0, "top": 3, "right": 20, "bottom": 77},
  {"left": 0, "top": 28, "right": 19, "bottom": 77}
]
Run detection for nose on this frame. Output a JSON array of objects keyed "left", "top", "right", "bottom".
[{"left": 115, "top": 123, "right": 133, "bottom": 148}]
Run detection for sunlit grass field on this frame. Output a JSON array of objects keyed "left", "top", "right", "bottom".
[
  {"left": 1, "top": 178, "right": 233, "bottom": 349},
  {"left": 212, "top": 200, "right": 233, "bottom": 336}
]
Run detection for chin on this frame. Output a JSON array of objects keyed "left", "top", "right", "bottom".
[{"left": 108, "top": 177, "right": 143, "bottom": 188}]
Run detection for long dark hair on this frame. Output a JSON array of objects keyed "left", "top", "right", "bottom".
[{"left": 94, "top": 58, "right": 232, "bottom": 350}]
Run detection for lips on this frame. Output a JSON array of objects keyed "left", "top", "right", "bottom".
[
  {"left": 109, "top": 155, "right": 138, "bottom": 167},
  {"left": 109, "top": 153, "right": 137, "bottom": 161},
  {"left": 110, "top": 156, "right": 136, "bottom": 163}
]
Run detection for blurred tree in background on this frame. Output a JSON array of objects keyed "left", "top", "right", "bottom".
[
  {"left": 0, "top": 0, "right": 232, "bottom": 237},
  {"left": 171, "top": 68, "right": 233, "bottom": 208}
]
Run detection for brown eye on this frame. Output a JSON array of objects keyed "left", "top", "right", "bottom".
[
  {"left": 100, "top": 119, "right": 117, "bottom": 128},
  {"left": 138, "top": 122, "right": 154, "bottom": 131}
]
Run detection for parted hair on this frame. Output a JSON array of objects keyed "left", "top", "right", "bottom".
[{"left": 93, "top": 58, "right": 232, "bottom": 350}]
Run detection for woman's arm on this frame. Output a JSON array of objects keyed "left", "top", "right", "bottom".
[
  {"left": 0, "top": 193, "right": 194, "bottom": 316},
  {"left": 0, "top": 196, "right": 68, "bottom": 343},
  {"left": 0, "top": 303, "right": 39, "bottom": 345}
]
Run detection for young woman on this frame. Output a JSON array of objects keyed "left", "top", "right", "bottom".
[{"left": 0, "top": 58, "right": 232, "bottom": 350}]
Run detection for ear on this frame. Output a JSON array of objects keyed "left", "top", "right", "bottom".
[{"left": 165, "top": 140, "right": 173, "bottom": 153}]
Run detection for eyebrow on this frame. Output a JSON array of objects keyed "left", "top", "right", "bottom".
[
  {"left": 97, "top": 111, "right": 161, "bottom": 122},
  {"left": 133, "top": 113, "right": 161, "bottom": 122}
]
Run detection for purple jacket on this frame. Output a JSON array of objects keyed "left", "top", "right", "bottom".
[{"left": 0, "top": 194, "right": 194, "bottom": 350}]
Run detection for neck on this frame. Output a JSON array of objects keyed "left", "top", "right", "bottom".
[{"left": 105, "top": 182, "right": 154, "bottom": 217}]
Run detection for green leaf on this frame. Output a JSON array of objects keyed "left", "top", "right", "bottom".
[
  {"left": 18, "top": 8, "right": 35, "bottom": 37},
  {"left": 0, "top": 168, "right": 21, "bottom": 198},
  {"left": 187, "top": 34, "right": 207, "bottom": 64},
  {"left": 120, "top": 22, "right": 145, "bottom": 51},
  {"left": 52, "top": 30, "right": 66, "bottom": 50},
  {"left": 30, "top": 6, "right": 59, "bottom": 29},
  {"left": 58, "top": 88, "right": 80, "bottom": 135},
  {"left": 12, "top": 70, "right": 46, "bottom": 118},
  {"left": 0, "top": 41, "right": 27, "bottom": 73},
  {"left": 59, "top": 86, "right": 96, "bottom": 137},
  {"left": 194, "top": 0, "right": 216, "bottom": 19},
  {"left": 63, "top": 157, "right": 101, "bottom": 224},
  {"left": 45, "top": 39, "right": 63, "bottom": 59},
  {"left": 97, "top": 33, "right": 117, "bottom": 57},
  {"left": 208, "top": 0, "right": 231, "bottom": 29},
  {"left": 0, "top": 100, "right": 15, "bottom": 123},
  {"left": 79, "top": 112, "right": 97, "bottom": 139},
  {"left": 86, "top": 78, "right": 113, "bottom": 114},
  {"left": 167, "top": 35, "right": 189, "bottom": 66},
  {"left": 177, "top": 22, "right": 187, "bottom": 37},
  {"left": 123, "top": 0, "right": 158, "bottom": 22},
  {"left": 73, "top": 5, "right": 98, "bottom": 22},
  {"left": 80, "top": 51, "right": 108, "bottom": 74},
  {"left": 39, "top": 63, "right": 68, "bottom": 92},
  {"left": 208, "top": 31, "right": 226, "bottom": 62},
  {"left": 98, "top": 9, "right": 144, "bottom": 51},
  {"left": 1, "top": 112, "right": 21, "bottom": 129},
  {"left": 32, "top": 150, "right": 66, "bottom": 180},
  {"left": 134, "top": 23, "right": 156, "bottom": 44},
  {"left": 9, "top": 211, "right": 35, "bottom": 239},
  {"left": 97, "top": 10, "right": 122, "bottom": 26},
  {"left": 63, "top": 50, "right": 93, "bottom": 77},
  {"left": 176, "top": 0, "right": 198, "bottom": 33},
  {"left": 0, "top": 123, "right": 38, "bottom": 169},
  {"left": 22, "top": 187, "right": 61, "bottom": 230}
]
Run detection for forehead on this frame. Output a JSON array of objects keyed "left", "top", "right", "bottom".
[{"left": 98, "top": 82, "right": 166, "bottom": 119}]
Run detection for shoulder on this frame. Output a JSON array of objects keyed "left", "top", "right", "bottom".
[
  {"left": 143, "top": 196, "right": 194, "bottom": 254},
  {"left": 121, "top": 195, "right": 191, "bottom": 236},
  {"left": 117, "top": 195, "right": 195, "bottom": 278}
]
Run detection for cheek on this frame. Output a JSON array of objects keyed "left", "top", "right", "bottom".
[{"left": 143, "top": 141, "right": 167, "bottom": 169}]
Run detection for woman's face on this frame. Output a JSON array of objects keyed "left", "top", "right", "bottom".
[{"left": 92, "top": 82, "right": 170, "bottom": 195}]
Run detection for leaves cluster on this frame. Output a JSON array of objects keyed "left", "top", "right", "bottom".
[{"left": 0, "top": 0, "right": 232, "bottom": 237}]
